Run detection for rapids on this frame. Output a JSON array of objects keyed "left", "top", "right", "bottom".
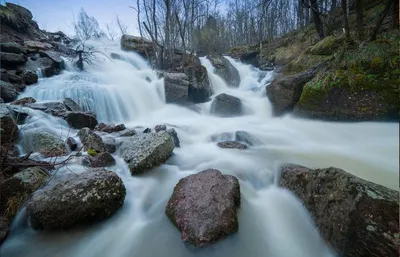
[{"left": 1, "top": 39, "right": 398, "bottom": 257}]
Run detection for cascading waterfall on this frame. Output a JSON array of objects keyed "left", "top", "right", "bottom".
[{"left": 1, "top": 38, "right": 398, "bottom": 257}]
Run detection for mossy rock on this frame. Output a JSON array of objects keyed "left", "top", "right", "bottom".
[{"left": 309, "top": 36, "right": 345, "bottom": 55}]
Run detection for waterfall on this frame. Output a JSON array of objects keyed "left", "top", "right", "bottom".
[{"left": 2, "top": 39, "right": 398, "bottom": 257}]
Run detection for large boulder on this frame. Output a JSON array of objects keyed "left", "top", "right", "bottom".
[
  {"left": 0, "top": 167, "right": 49, "bottom": 219},
  {"left": 25, "top": 101, "right": 68, "bottom": 118},
  {"left": 0, "top": 42, "right": 25, "bottom": 54},
  {"left": 22, "top": 131, "right": 67, "bottom": 157},
  {"left": 184, "top": 65, "right": 212, "bottom": 103},
  {"left": 207, "top": 53, "right": 240, "bottom": 87},
  {"left": 0, "top": 52, "right": 27, "bottom": 67},
  {"left": 39, "top": 50, "right": 64, "bottom": 70},
  {"left": 82, "top": 152, "right": 116, "bottom": 168},
  {"left": 23, "top": 56, "right": 58, "bottom": 78},
  {"left": 65, "top": 111, "right": 98, "bottom": 129},
  {"left": 78, "top": 128, "right": 106, "bottom": 153},
  {"left": 0, "top": 81, "right": 18, "bottom": 102},
  {"left": 121, "top": 35, "right": 153, "bottom": 59},
  {"left": 266, "top": 66, "right": 318, "bottom": 116},
  {"left": 21, "top": 70, "right": 38, "bottom": 85},
  {"left": 0, "top": 104, "right": 19, "bottom": 145},
  {"left": 280, "top": 165, "right": 399, "bottom": 257},
  {"left": 103, "top": 136, "right": 117, "bottom": 153},
  {"left": 164, "top": 72, "right": 189, "bottom": 104},
  {"left": 26, "top": 169, "right": 126, "bottom": 230},
  {"left": 166, "top": 169, "right": 241, "bottom": 247},
  {"left": 120, "top": 132, "right": 174, "bottom": 175},
  {"left": 211, "top": 93, "right": 242, "bottom": 117}
]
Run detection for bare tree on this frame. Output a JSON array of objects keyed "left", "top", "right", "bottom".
[
  {"left": 73, "top": 8, "right": 102, "bottom": 41},
  {"left": 355, "top": 0, "right": 363, "bottom": 40},
  {"left": 116, "top": 15, "right": 128, "bottom": 36},
  {"left": 106, "top": 23, "right": 118, "bottom": 41},
  {"left": 341, "top": 0, "right": 351, "bottom": 41}
]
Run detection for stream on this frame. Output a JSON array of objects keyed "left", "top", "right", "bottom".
[{"left": 1, "top": 39, "right": 398, "bottom": 257}]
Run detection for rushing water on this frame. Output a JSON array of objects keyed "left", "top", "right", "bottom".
[{"left": 1, "top": 39, "right": 398, "bottom": 257}]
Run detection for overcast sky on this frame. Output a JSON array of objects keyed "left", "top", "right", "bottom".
[{"left": 2, "top": 0, "right": 139, "bottom": 36}]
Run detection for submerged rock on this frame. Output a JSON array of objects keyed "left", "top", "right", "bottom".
[
  {"left": 166, "top": 169, "right": 240, "bottom": 247},
  {"left": 217, "top": 141, "right": 248, "bottom": 150},
  {"left": 119, "top": 129, "right": 136, "bottom": 137},
  {"left": 266, "top": 66, "right": 318, "bottom": 116},
  {"left": 63, "top": 98, "right": 81, "bottom": 112},
  {"left": 120, "top": 132, "right": 174, "bottom": 175},
  {"left": 280, "top": 165, "right": 399, "bottom": 257},
  {"left": 78, "top": 128, "right": 106, "bottom": 153},
  {"left": 26, "top": 169, "right": 126, "bottom": 230},
  {"left": 96, "top": 123, "right": 126, "bottom": 133},
  {"left": 23, "top": 131, "right": 67, "bottom": 157},
  {"left": 65, "top": 111, "right": 98, "bottom": 129},
  {"left": 211, "top": 93, "right": 242, "bottom": 117},
  {"left": 207, "top": 53, "right": 240, "bottom": 87},
  {"left": 154, "top": 124, "right": 167, "bottom": 133},
  {"left": 234, "top": 131, "right": 262, "bottom": 146}
]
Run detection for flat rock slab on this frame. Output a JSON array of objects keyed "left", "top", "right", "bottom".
[
  {"left": 280, "top": 165, "right": 399, "bottom": 257},
  {"left": 120, "top": 132, "right": 174, "bottom": 175},
  {"left": 166, "top": 169, "right": 240, "bottom": 247}
]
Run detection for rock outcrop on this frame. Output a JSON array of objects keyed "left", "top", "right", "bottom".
[
  {"left": 207, "top": 53, "right": 240, "bottom": 87},
  {"left": 280, "top": 165, "right": 399, "bottom": 257},
  {"left": 166, "top": 169, "right": 241, "bottom": 247},
  {"left": 26, "top": 169, "right": 126, "bottom": 230},
  {"left": 211, "top": 93, "right": 243, "bottom": 117},
  {"left": 120, "top": 132, "right": 174, "bottom": 175},
  {"left": 266, "top": 66, "right": 319, "bottom": 116}
]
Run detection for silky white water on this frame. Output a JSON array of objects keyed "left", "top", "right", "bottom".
[{"left": 1, "top": 39, "right": 398, "bottom": 257}]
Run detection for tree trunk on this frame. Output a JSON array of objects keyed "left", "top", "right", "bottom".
[
  {"left": 331, "top": 0, "right": 337, "bottom": 11},
  {"left": 355, "top": 0, "right": 364, "bottom": 40},
  {"left": 310, "top": 0, "right": 325, "bottom": 39},
  {"left": 341, "top": 0, "right": 351, "bottom": 41},
  {"left": 370, "top": 0, "right": 393, "bottom": 41},
  {"left": 392, "top": 0, "right": 399, "bottom": 29}
]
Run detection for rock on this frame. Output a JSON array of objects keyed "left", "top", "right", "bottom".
[
  {"left": 23, "top": 56, "right": 57, "bottom": 78},
  {"left": 143, "top": 128, "right": 151, "bottom": 133},
  {"left": 103, "top": 137, "right": 117, "bottom": 153},
  {"left": 66, "top": 137, "right": 78, "bottom": 151},
  {"left": 217, "top": 141, "right": 248, "bottom": 150},
  {"left": 26, "top": 169, "right": 126, "bottom": 230},
  {"left": 207, "top": 53, "right": 240, "bottom": 87},
  {"left": 0, "top": 167, "right": 49, "bottom": 219},
  {"left": 63, "top": 98, "right": 81, "bottom": 112},
  {"left": 0, "top": 104, "right": 19, "bottom": 145},
  {"left": 210, "top": 132, "right": 233, "bottom": 142},
  {"left": 25, "top": 101, "right": 68, "bottom": 118},
  {"left": 280, "top": 165, "right": 399, "bottom": 257},
  {"left": 211, "top": 93, "right": 242, "bottom": 117},
  {"left": 0, "top": 52, "right": 27, "bottom": 67},
  {"left": 23, "top": 131, "right": 67, "bottom": 157},
  {"left": 0, "top": 42, "right": 25, "bottom": 54},
  {"left": 7, "top": 105, "right": 29, "bottom": 124},
  {"left": 65, "top": 111, "right": 98, "bottom": 130},
  {"left": 78, "top": 128, "right": 106, "bottom": 153},
  {"left": 4, "top": 70, "right": 23, "bottom": 84},
  {"left": 96, "top": 123, "right": 126, "bottom": 133},
  {"left": 184, "top": 65, "right": 212, "bottom": 103},
  {"left": 166, "top": 169, "right": 240, "bottom": 247},
  {"left": 121, "top": 35, "right": 153, "bottom": 59},
  {"left": 167, "top": 128, "right": 180, "bottom": 147},
  {"left": 82, "top": 152, "right": 116, "bottom": 168},
  {"left": 21, "top": 70, "right": 38, "bottom": 85},
  {"left": 266, "top": 66, "right": 318, "bottom": 116},
  {"left": 24, "top": 40, "right": 52, "bottom": 51},
  {"left": 119, "top": 129, "right": 137, "bottom": 137},
  {"left": 154, "top": 124, "right": 167, "bottom": 133},
  {"left": 234, "top": 131, "right": 262, "bottom": 146},
  {"left": 0, "top": 216, "right": 8, "bottom": 245},
  {"left": 120, "top": 132, "right": 175, "bottom": 175},
  {"left": 11, "top": 97, "right": 36, "bottom": 105},
  {"left": 164, "top": 72, "right": 190, "bottom": 104},
  {"left": 0, "top": 81, "right": 18, "bottom": 103},
  {"left": 39, "top": 50, "right": 64, "bottom": 70}
]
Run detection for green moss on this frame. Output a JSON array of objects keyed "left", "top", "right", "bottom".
[
  {"left": 309, "top": 36, "right": 344, "bottom": 55},
  {"left": 87, "top": 148, "right": 97, "bottom": 156}
]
